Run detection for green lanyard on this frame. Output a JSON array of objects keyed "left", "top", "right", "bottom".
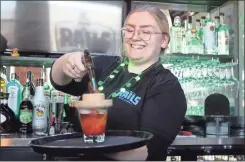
[{"left": 97, "top": 58, "right": 163, "bottom": 99}]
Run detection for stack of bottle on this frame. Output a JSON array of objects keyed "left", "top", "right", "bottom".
[
  {"left": 0, "top": 67, "right": 80, "bottom": 135},
  {"left": 170, "top": 12, "right": 229, "bottom": 55}
]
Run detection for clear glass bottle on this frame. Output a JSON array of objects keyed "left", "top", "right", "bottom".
[
  {"left": 32, "top": 78, "right": 48, "bottom": 135},
  {"left": 170, "top": 16, "right": 183, "bottom": 53},
  {"left": 217, "top": 13, "right": 229, "bottom": 55},
  {"left": 198, "top": 16, "right": 206, "bottom": 53},
  {"left": 182, "top": 19, "right": 188, "bottom": 54},
  {"left": 214, "top": 16, "right": 220, "bottom": 54},
  {"left": 185, "top": 16, "right": 193, "bottom": 49},
  {"left": 204, "top": 13, "right": 216, "bottom": 54}
]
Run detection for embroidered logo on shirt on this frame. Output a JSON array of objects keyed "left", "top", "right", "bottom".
[{"left": 115, "top": 90, "right": 141, "bottom": 105}]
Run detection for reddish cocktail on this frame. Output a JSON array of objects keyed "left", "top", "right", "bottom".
[
  {"left": 80, "top": 109, "right": 107, "bottom": 135},
  {"left": 78, "top": 108, "right": 108, "bottom": 143},
  {"left": 71, "top": 93, "right": 112, "bottom": 143}
]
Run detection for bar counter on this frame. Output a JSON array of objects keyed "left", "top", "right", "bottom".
[
  {"left": 1, "top": 133, "right": 245, "bottom": 160},
  {"left": 1, "top": 133, "right": 245, "bottom": 147}
]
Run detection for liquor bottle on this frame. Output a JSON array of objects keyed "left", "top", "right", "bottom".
[
  {"left": 195, "top": 19, "right": 201, "bottom": 42},
  {"left": 0, "top": 67, "right": 7, "bottom": 93},
  {"left": 188, "top": 28, "right": 203, "bottom": 54},
  {"left": 185, "top": 16, "right": 193, "bottom": 48},
  {"left": 63, "top": 94, "right": 69, "bottom": 122},
  {"left": 203, "top": 13, "right": 216, "bottom": 54},
  {"left": 170, "top": 16, "right": 183, "bottom": 53},
  {"left": 182, "top": 19, "right": 188, "bottom": 54},
  {"left": 51, "top": 88, "right": 65, "bottom": 103},
  {"left": 48, "top": 115, "right": 55, "bottom": 136},
  {"left": 217, "top": 13, "right": 229, "bottom": 55},
  {"left": 198, "top": 16, "right": 206, "bottom": 53},
  {"left": 3, "top": 67, "right": 8, "bottom": 84},
  {"left": 43, "top": 68, "right": 52, "bottom": 104},
  {"left": 19, "top": 73, "right": 34, "bottom": 134},
  {"left": 26, "top": 71, "right": 35, "bottom": 101},
  {"left": 214, "top": 16, "right": 220, "bottom": 54},
  {"left": 32, "top": 78, "right": 49, "bottom": 135},
  {"left": 195, "top": 19, "right": 201, "bottom": 35},
  {"left": 0, "top": 92, "right": 19, "bottom": 133},
  {"left": 16, "top": 74, "right": 23, "bottom": 102},
  {"left": 7, "top": 73, "right": 22, "bottom": 117}
]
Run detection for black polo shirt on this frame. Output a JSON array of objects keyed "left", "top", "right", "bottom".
[{"left": 50, "top": 55, "right": 187, "bottom": 161}]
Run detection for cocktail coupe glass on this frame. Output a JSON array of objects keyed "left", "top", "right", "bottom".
[{"left": 70, "top": 93, "right": 113, "bottom": 143}]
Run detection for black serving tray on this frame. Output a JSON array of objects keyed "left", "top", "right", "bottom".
[{"left": 29, "top": 130, "right": 153, "bottom": 157}]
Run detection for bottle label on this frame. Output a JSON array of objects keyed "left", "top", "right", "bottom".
[
  {"left": 44, "top": 90, "right": 51, "bottom": 102},
  {"left": 34, "top": 103, "right": 46, "bottom": 118},
  {"left": 7, "top": 85, "right": 19, "bottom": 116},
  {"left": 32, "top": 101, "right": 48, "bottom": 129},
  {"left": 204, "top": 22, "right": 216, "bottom": 54},
  {"left": 51, "top": 90, "right": 64, "bottom": 103},
  {"left": 19, "top": 108, "right": 33, "bottom": 124},
  {"left": 68, "top": 95, "right": 80, "bottom": 102},
  {"left": 0, "top": 114, "right": 7, "bottom": 124},
  {"left": 218, "top": 31, "right": 229, "bottom": 55}
]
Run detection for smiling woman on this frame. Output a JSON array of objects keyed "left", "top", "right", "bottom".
[{"left": 50, "top": 4, "right": 187, "bottom": 161}]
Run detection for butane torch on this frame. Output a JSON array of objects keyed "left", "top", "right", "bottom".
[{"left": 82, "top": 49, "right": 98, "bottom": 93}]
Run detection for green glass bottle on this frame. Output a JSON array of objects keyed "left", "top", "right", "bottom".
[
  {"left": 19, "top": 75, "right": 34, "bottom": 134},
  {"left": 188, "top": 29, "right": 203, "bottom": 54},
  {"left": 6, "top": 73, "right": 22, "bottom": 117}
]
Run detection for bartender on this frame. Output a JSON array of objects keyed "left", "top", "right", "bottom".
[{"left": 50, "top": 5, "right": 187, "bottom": 161}]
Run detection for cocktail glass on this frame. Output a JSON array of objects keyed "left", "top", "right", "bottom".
[
  {"left": 71, "top": 93, "right": 112, "bottom": 143},
  {"left": 78, "top": 107, "right": 108, "bottom": 143}
]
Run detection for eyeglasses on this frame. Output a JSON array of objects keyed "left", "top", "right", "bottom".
[{"left": 121, "top": 27, "right": 166, "bottom": 41}]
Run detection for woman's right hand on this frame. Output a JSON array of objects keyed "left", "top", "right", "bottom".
[{"left": 62, "top": 52, "right": 87, "bottom": 80}]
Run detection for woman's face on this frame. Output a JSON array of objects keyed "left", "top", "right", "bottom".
[{"left": 123, "top": 11, "right": 168, "bottom": 64}]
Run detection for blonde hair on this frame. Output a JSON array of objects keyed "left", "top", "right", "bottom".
[{"left": 121, "top": 5, "right": 170, "bottom": 55}]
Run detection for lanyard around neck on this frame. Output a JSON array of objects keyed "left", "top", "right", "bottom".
[{"left": 97, "top": 58, "right": 163, "bottom": 99}]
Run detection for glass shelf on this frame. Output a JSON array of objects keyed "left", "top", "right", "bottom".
[
  {"left": 0, "top": 56, "right": 56, "bottom": 67},
  {"left": 161, "top": 53, "right": 234, "bottom": 63}
]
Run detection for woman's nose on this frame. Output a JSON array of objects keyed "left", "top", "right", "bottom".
[{"left": 131, "top": 30, "right": 141, "bottom": 41}]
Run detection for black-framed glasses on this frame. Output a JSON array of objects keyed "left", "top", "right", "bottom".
[{"left": 121, "top": 27, "right": 166, "bottom": 41}]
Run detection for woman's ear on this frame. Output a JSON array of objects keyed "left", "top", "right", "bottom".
[{"left": 160, "top": 34, "right": 170, "bottom": 49}]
